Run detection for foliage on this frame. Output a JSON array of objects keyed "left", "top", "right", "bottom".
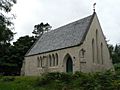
[
  {"left": 0, "top": 71, "right": 120, "bottom": 90},
  {"left": 0, "top": 76, "right": 38, "bottom": 90},
  {"left": 0, "top": 76, "right": 15, "bottom": 82},
  {"left": 12, "top": 35, "right": 36, "bottom": 68},
  {"left": 32, "top": 22, "right": 52, "bottom": 38},
  {"left": 0, "top": 21, "right": 51, "bottom": 75},
  {"left": 0, "top": 0, "right": 17, "bottom": 75},
  {"left": 112, "top": 45, "right": 120, "bottom": 64},
  {"left": 108, "top": 44, "right": 120, "bottom": 64},
  {"left": 0, "top": 0, "right": 16, "bottom": 44},
  {"left": 35, "top": 72, "right": 72, "bottom": 87},
  {"left": 0, "top": 35, "right": 36, "bottom": 75},
  {"left": 0, "top": 0, "right": 16, "bottom": 12}
]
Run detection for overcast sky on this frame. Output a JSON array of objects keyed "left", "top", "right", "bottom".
[{"left": 12, "top": 0, "right": 120, "bottom": 45}]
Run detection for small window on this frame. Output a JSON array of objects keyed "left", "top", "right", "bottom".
[
  {"left": 56, "top": 53, "right": 58, "bottom": 66},
  {"left": 40, "top": 57, "right": 42, "bottom": 67},
  {"left": 52, "top": 54, "right": 55, "bottom": 66},
  {"left": 92, "top": 39, "right": 95, "bottom": 63},
  {"left": 49, "top": 55, "right": 52, "bottom": 67},
  {"left": 37, "top": 57, "right": 40, "bottom": 67},
  {"left": 96, "top": 30, "right": 99, "bottom": 63},
  {"left": 101, "top": 43, "right": 103, "bottom": 64}
]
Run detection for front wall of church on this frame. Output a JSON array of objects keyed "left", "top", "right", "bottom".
[{"left": 81, "top": 14, "right": 114, "bottom": 72}]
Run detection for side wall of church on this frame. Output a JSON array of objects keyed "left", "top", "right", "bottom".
[{"left": 24, "top": 46, "right": 83, "bottom": 76}]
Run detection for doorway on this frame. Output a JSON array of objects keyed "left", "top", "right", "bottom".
[{"left": 66, "top": 56, "right": 73, "bottom": 73}]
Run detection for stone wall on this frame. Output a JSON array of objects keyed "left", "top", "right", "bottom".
[{"left": 24, "top": 46, "right": 81, "bottom": 76}]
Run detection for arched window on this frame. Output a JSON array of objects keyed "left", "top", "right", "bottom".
[
  {"left": 92, "top": 39, "right": 95, "bottom": 63},
  {"left": 96, "top": 30, "right": 99, "bottom": 63},
  {"left": 49, "top": 55, "right": 52, "bottom": 67},
  {"left": 37, "top": 57, "right": 40, "bottom": 67},
  {"left": 101, "top": 43, "right": 103, "bottom": 64},
  {"left": 52, "top": 54, "right": 55, "bottom": 66},
  {"left": 40, "top": 56, "right": 42, "bottom": 67},
  {"left": 56, "top": 53, "right": 58, "bottom": 66}
]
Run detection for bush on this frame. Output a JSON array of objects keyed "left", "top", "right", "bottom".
[
  {"left": 34, "top": 77, "right": 49, "bottom": 87},
  {"left": 1, "top": 70, "right": 120, "bottom": 90},
  {"left": 34, "top": 72, "right": 72, "bottom": 87},
  {"left": 114, "top": 63, "right": 120, "bottom": 75},
  {"left": 72, "top": 72, "right": 97, "bottom": 90},
  {"left": 0, "top": 76, "right": 15, "bottom": 82},
  {"left": 42, "top": 72, "right": 71, "bottom": 81},
  {"left": 0, "top": 75, "right": 3, "bottom": 80}
]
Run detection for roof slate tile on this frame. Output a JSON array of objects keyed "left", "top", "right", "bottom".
[{"left": 26, "top": 14, "right": 93, "bottom": 56}]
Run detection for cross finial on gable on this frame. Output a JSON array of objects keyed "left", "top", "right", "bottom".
[{"left": 93, "top": 3, "right": 96, "bottom": 12}]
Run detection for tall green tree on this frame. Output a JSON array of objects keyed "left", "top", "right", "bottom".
[
  {"left": 0, "top": 0, "right": 16, "bottom": 44},
  {"left": 112, "top": 45, "right": 120, "bottom": 64},
  {"left": 10, "top": 35, "right": 36, "bottom": 75},
  {"left": 0, "top": 0, "right": 16, "bottom": 75},
  {"left": 12, "top": 35, "right": 36, "bottom": 67},
  {"left": 32, "top": 22, "right": 52, "bottom": 38},
  {"left": 108, "top": 44, "right": 120, "bottom": 64},
  {"left": 0, "top": 35, "right": 36, "bottom": 75}
]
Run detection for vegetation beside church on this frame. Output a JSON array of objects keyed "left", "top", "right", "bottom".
[
  {"left": 0, "top": 69, "right": 120, "bottom": 90},
  {"left": 108, "top": 44, "right": 120, "bottom": 64},
  {"left": 0, "top": 0, "right": 52, "bottom": 75}
]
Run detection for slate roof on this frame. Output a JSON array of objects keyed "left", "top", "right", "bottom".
[{"left": 26, "top": 13, "right": 95, "bottom": 56}]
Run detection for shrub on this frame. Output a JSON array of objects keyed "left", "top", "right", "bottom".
[
  {"left": 34, "top": 77, "right": 49, "bottom": 87},
  {"left": 0, "top": 70, "right": 120, "bottom": 90},
  {"left": 34, "top": 72, "right": 72, "bottom": 87},
  {"left": 0, "top": 75, "right": 3, "bottom": 80},
  {"left": 0, "top": 76, "right": 15, "bottom": 82},
  {"left": 72, "top": 72, "right": 97, "bottom": 90},
  {"left": 42, "top": 72, "right": 72, "bottom": 82}
]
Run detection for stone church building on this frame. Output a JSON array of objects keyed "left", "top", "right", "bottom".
[{"left": 22, "top": 12, "right": 114, "bottom": 76}]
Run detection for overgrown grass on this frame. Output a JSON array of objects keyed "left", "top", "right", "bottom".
[{"left": 0, "top": 65, "right": 120, "bottom": 90}]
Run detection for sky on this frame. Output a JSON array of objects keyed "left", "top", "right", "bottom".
[{"left": 12, "top": 0, "right": 120, "bottom": 45}]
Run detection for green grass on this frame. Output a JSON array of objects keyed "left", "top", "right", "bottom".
[
  {"left": 0, "top": 68, "right": 120, "bottom": 90},
  {"left": 0, "top": 76, "right": 38, "bottom": 90}
]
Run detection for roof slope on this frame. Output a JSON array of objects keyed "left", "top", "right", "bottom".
[{"left": 26, "top": 13, "right": 95, "bottom": 56}]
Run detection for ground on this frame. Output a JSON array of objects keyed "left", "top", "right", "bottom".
[{"left": 0, "top": 65, "right": 120, "bottom": 90}]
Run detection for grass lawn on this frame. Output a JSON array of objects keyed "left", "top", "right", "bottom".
[{"left": 0, "top": 70, "right": 120, "bottom": 90}]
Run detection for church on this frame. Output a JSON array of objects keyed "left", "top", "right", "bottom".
[{"left": 21, "top": 12, "right": 114, "bottom": 76}]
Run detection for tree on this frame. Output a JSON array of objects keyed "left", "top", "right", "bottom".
[
  {"left": 0, "top": 35, "right": 36, "bottom": 75},
  {"left": 0, "top": 0, "right": 16, "bottom": 44},
  {"left": 10, "top": 35, "right": 36, "bottom": 75},
  {"left": 108, "top": 44, "right": 120, "bottom": 64},
  {"left": 0, "top": 0, "right": 16, "bottom": 75},
  {"left": 112, "top": 45, "right": 120, "bottom": 64},
  {"left": 108, "top": 44, "right": 114, "bottom": 58},
  {"left": 32, "top": 22, "right": 52, "bottom": 38},
  {"left": 0, "top": 0, "right": 16, "bottom": 12}
]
